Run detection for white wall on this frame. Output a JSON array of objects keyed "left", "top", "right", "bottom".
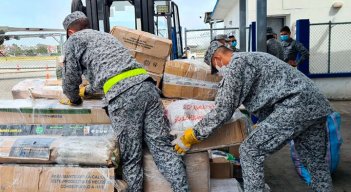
[
  {"left": 222, "top": 0, "right": 351, "bottom": 28},
  {"left": 313, "top": 78, "right": 351, "bottom": 100}
]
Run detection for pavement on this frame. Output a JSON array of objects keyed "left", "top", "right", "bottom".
[{"left": 265, "top": 101, "right": 351, "bottom": 192}]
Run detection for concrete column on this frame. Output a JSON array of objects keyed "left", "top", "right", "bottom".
[
  {"left": 256, "top": 0, "right": 267, "bottom": 52},
  {"left": 239, "top": 0, "right": 247, "bottom": 51}
]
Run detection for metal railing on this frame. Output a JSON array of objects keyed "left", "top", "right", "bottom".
[
  {"left": 309, "top": 21, "right": 351, "bottom": 76},
  {"left": 0, "top": 33, "right": 65, "bottom": 99}
]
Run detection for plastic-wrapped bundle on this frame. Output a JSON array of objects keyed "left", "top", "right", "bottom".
[
  {"left": 0, "top": 124, "right": 114, "bottom": 136},
  {"left": 162, "top": 59, "right": 222, "bottom": 101},
  {"left": 0, "top": 136, "right": 119, "bottom": 166},
  {"left": 164, "top": 99, "right": 248, "bottom": 152},
  {"left": 0, "top": 165, "right": 127, "bottom": 192},
  {"left": 0, "top": 99, "right": 110, "bottom": 124}
]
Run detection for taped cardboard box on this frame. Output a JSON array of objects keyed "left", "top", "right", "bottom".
[
  {"left": 149, "top": 72, "right": 163, "bottom": 88},
  {"left": 0, "top": 99, "right": 110, "bottom": 124},
  {"left": 162, "top": 59, "right": 222, "bottom": 101},
  {"left": 135, "top": 52, "right": 166, "bottom": 74},
  {"left": 143, "top": 151, "right": 210, "bottom": 192},
  {"left": 110, "top": 26, "right": 172, "bottom": 59},
  {"left": 0, "top": 136, "right": 118, "bottom": 166},
  {"left": 0, "top": 124, "right": 113, "bottom": 136},
  {"left": 210, "top": 158, "right": 233, "bottom": 179},
  {"left": 0, "top": 165, "right": 127, "bottom": 192}
]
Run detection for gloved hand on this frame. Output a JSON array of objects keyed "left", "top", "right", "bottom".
[
  {"left": 59, "top": 98, "right": 82, "bottom": 106},
  {"left": 170, "top": 128, "right": 200, "bottom": 155},
  {"left": 79, "top": 86, "right": 86, "bottom": 98}
]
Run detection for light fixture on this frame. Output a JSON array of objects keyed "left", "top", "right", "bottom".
[{"left": 332, "top": 1, "right": 343, "bottom": 9}]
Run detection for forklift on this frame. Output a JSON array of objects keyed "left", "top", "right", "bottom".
[{"left": 71, "top": 0, "right": 183, "bottom": 59}]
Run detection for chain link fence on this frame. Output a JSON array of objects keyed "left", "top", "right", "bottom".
[
  {"left": 310, "top": 22, "right": 351, "bottom": 75},
  {"left": 184, "top": 27, "right": 249, "bottom": 60},
  {"left": 0, "top": 33, "right": 65, "bottom": 99}
]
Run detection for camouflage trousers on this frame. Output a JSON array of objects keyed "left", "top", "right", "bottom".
[
  {"left": 108, "top": 81, "right": 188, "bottom": 192},
  {"left": 240, "top": 110, "right": 333, "bottom": 192}
]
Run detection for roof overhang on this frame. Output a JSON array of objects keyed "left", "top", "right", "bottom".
[{"left": 211, "top": 0, "right": 237, "bottom": 20}]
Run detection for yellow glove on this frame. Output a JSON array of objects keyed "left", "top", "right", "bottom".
[
  {"left": 79, "top": 86, "right": 86, "bottom": 98},
  {"left": 170, "top": 128, "right": 200, "bottom": 155},
  {"left": 59, "top": 98, "right": 82, "bottom": 106}
]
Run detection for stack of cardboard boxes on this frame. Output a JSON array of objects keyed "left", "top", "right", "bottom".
[
  {"left": 1, "top": 27, "right": 246, "bottom": 191},
  {"left": 0, "top": 99, "right": 127, "bottom": 191}
]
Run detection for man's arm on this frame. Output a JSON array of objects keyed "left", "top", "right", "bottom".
[
  {"left": 194, "top": 57, "right": 252, "bottom": 140},
  {"left": 62, "top": 43, "right": 83, "bottom": 104},
  {"left": 295, "top": 42, "right": 309, "bottom": 65}
]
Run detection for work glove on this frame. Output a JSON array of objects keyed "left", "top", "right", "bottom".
[
  {"left": 170, "top": 128, "right": 200, "bottom": 155},
  {"left": 79, "top": 86, "right": 86, "bottom": 98},
  {"left": 59, "top": 97, "right": 82, "bottom": 106}
]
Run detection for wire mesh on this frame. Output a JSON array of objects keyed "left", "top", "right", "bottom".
[
  {"left": 310, "top": 22, "right": 351, "bottom": 75},
  {"left": 0, "top": 33, "right": 65, "bottom": 99},
  {"left": 184, "top": 28, "right": 248, "bottom": 60}
]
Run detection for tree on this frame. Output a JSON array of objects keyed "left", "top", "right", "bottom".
[{"left": 36, "top": 44, "right": 48, "bottom": 55}]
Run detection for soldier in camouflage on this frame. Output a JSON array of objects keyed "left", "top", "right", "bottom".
[
  {"left": 61, "top": 11, "right": 188, "bottom": 192},
  {"left": 280, "top": 26, "right": 309, "bottom": 67},
  {"left": 172, "top": 41, "right": 334, "bottom": 192},
  {"left": 266, "top": 27, "right": 284, "bottom": 60}
]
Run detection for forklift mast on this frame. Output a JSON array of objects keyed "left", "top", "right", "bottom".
[{"left": 72, "top": 0, "right": 183, "bottom": 59}]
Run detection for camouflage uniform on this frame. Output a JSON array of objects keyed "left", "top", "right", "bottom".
[
  {"left": 266, "top": 38, "right": 284, "bottom": 60},
  {"left": 198, "top": 49, "right": 333, "bottom": 191},
  {"left": 62, "top": 12, "right": 188, "bottom": 192},
  {"left": 281, "top": 38, "right": 309, "bottom": 65}
]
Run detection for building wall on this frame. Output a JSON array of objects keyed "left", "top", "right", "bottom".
[{"left": 223, "top": 0, "right": 351, "bottom": 28}]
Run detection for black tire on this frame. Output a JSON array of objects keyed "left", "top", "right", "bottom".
[{"left": 71, "top": 0, "right": 86, "bottom": 14}]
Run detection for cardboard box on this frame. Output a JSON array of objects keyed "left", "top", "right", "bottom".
[
  {"left": 210, "top": 179, "right": 243, "bottom": 192},
  {"left": 110, "top": 26, "right": 172, "bottom": 59},
  {"left": 0, "top": 165, "right": 121, "bottom": 192},
  {"left": 149, "top": 72, "right": 163, "bottom": 88},
  {"left": 0, "top": 99, "right": 110, "bottom": 124},
  {"left": 0, "top": 136, "right": 118, "bottom": 166},
  {"left": 12, "top": 79, "right": 63, "bottom": 99},
  {"left": 143, "top": 151, "right": 210, "bottom": 192},
  {"left": 190, "top": 120, "right": 246, "bottom": 152},
  {"left": 12, "top": 79, "right": 100, "bottom": 100},
  {"left": 229, "top": 145, "right": 241, "bottom": 158},
  {"left": 162, "top": 59, "right": 222, "bottom": 101},
  {"left": 135, "top": 52, "right": 167, "bottom": 74},
  {"left": 210, "top": 158, "right": 233, "bottom": 179},
  {"left": 0, "top": 124, "right": 113, "bottom": 136}
]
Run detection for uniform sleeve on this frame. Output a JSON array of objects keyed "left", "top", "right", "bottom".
[
  {"left": 194, "top": 57, "right": 251, "bottom": 140},
  {"left": 62, "top": 42, "right": 83, "bottom": 104},
  {"left": 295, "top": 42, "right": 309, "bottom": 65}
]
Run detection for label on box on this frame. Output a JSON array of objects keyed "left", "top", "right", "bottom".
[
  {"left": 9, "top": 138, "right": 54, "bottom": 159},
  {"left": 163, "top": 74, "right": 219, "bottom": 89}
]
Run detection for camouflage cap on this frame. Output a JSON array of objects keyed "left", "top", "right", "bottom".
[
  {"left": 213, "top": 34, "right": 229, "bottom": 41},
  {"left": 63, "top": 11, "right": 87, "bottom": 31},
  {"left": 204, "top": 40, "right": 224, "bottom": 65}
]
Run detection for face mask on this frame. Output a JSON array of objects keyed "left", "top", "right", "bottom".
[
  {"left": 214, "top": 59, "right": 225, "bottom": 75},
  {"left": 232, "top": 41, "right": 237, "bottom": 47},
  {"left": 280, "top": 35, "right": 289, "bottom": 41}
]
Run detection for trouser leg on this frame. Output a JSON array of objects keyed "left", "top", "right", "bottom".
[
  {"left": 143, "top": 86, "right": 188, "bottom": 192},
  {"left": 294, "top": 117, "right": 333, "bottom": 192}
]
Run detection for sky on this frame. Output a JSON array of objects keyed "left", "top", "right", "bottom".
[{"left": 0, "top": 0, "right": 217, "bottom": 45}]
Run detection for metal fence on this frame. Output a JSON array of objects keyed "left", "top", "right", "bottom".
[
  {"left": 184, "top": 27, "right": 250, "bottom": 59},
  {"left": 309, "top": 22, "right": 351, "bottom": 75},
  {"left": 0, "top": 33, "right": 65, "bottom": 99}
]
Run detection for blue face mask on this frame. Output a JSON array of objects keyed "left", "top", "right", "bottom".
[
  {"left": 280, "top": 35, "right": 289, "bottom": 41},
  {"left": 232, "top": 41, "right": 237, "bottom": 47}
]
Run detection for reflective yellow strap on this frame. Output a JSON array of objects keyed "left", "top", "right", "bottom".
[{"left": 103, "top": 68, "right": 147, "bottom": 94}]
